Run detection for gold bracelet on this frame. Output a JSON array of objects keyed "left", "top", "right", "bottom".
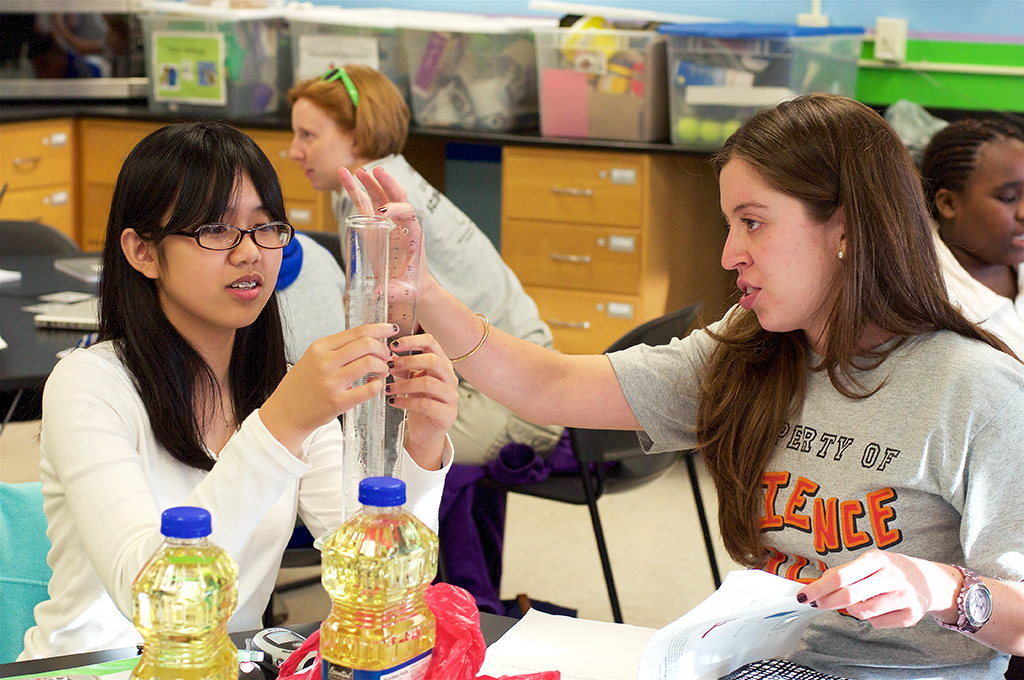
[{"left": 450, "top": 314, "right": 489, "bottom": 363}]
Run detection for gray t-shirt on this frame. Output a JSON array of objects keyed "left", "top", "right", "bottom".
[
  {"left": 277, "top": 233, "right": 346, "bottom": 363},
  {"left": 333, "top": 154, "right": 553, "bottom": 349},
  {"left": 608, "top": 312, "right": 1024, "bottom": 680}
]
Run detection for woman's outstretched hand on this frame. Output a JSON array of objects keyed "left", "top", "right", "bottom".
[{"left": 387, "top": 332, "right": 458, "bottom": 471}]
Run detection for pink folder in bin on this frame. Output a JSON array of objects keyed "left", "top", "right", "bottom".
[{"left": 540, "top": 69, "right": 589, "bottom": 138}]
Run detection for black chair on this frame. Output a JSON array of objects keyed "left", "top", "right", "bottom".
[
  {"left": 0, "top": 220, "right": 80, "bottom": 257},
  {"left": 299, "top": 229, "right": 345, "bottom": 272},
  {"left": 484, "top": 301, "right": 720, "bottom": 624},
  {"left": 0, "top": 220, "right": 82, "bottom": 430}
]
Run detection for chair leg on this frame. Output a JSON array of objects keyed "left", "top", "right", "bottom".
[
  {"left": 685, "top": 452, "right": 722, "bottom": 588},
  {"left": 577, "top": 457, "right": 624, "bottom": 624}
]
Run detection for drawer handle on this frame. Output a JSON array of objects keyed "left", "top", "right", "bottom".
[
  {"left": 547, "top": 319, "right": 591, "bottom": 329},
  {"left": 550, "top": 187, "right": 593, "bottom": 197},
  {"left": 549, "top": 253, "right": 592, "bottom": 264},
  {"left": 13, "top": 156, "right": 42, "bottom": 168}
]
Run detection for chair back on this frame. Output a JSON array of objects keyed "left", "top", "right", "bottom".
[
  {"left": 569, "top": 301, "right": 704, "bottom": 466},
  {"left": 0, "top": 220, "right": 80, "bottom": 257},
  {"left": 0, "top": 481, "right": 52, "bottom": 663}
]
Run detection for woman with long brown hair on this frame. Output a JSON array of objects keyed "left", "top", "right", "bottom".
[{"left": 342, "top": 94, "right": 1024, "bottom": 679}]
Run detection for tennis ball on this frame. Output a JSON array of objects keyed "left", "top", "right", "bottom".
[
  {"left": 675, "top": 116, "right": 700, "bottom": 141},
  {"left": 721, "top": 118, "right": 743, "bottom": 140},
  {"left": 699, "top": 119, "right": 723, "bottom": 144}
]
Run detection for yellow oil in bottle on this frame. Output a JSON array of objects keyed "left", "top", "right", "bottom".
[
  {"left": 320, "top": 477, "right": 438, "bottom": 678},
  {"left": 131, "top": 507, "right": 238, "bottom": 680}
]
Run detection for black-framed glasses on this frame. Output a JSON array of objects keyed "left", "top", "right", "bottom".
[
  {"left": 179, "top": 222, "right": 294, "bottom": 251},
  {"left": 320, "top": 67, "right": 359, "bottom": 108}
]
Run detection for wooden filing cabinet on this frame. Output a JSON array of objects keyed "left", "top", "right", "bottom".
[
  {"left": 502, "top": 146, "right": 732, "bottom": 354},
  {"left": 0, "top": 118, "right": 76, "bottom": 241},
  {"left": 78, "top": 119, "right": 163, "bottom": 251},
  {"left": 75, "top": 120, "right": 334, "bottom": 251},
  {"left": 240, "top": 127, "right": 333, "bottom": 234}
]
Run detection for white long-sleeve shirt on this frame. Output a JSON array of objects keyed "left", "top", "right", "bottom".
[
  {"left": 933, "top": 222, "right": 1024, "bottom": 357},
  {"left": 21, "top": 342, "right": 449, "bottom": 659}
]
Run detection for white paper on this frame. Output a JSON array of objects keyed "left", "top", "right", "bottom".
[
  {"left": 637, "top": 570, "right": 822, "bottom": 680},
  {"left": 481, "top": 609, "right": 657, "bottom": 680}
]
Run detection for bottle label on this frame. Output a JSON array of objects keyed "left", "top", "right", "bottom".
[{"left": 321, "top": 650, "right": 432, "bottom": 680}]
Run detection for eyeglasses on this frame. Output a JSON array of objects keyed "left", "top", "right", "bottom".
[
  {"left": 178, "top": 222, "right": 294, "bottom": 251},
  {"left": 320, "top": 67, "right": 359, "bottom": 108}
]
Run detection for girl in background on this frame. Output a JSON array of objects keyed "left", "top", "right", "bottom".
[{"left": 921, "top": 118, "right": 1024, "bottom": 356}]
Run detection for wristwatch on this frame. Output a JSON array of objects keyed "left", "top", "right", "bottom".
[{"left": 935, "top": 565, "right": 992, "bottom": 634}]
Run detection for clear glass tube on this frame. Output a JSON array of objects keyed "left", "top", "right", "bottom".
[{"left": 343, "top": 215, "right": 393, "bottom": 520}]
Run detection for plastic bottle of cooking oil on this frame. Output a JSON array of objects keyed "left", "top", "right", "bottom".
[
  {"left": 320, "top": 476, "right": 438, "bottom": 679},
  {"left": 130, "top": 506, "right": 238, "bottom": 680}
]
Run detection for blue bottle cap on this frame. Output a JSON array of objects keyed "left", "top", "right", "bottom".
[
  {"left": 358, "top": 477, "right": 406, "bottom": 507},
  {"left": 161, "top": 506, "right": 212, "bottom": 539}
]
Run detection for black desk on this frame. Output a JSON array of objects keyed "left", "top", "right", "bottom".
[
  {"left": 0, "top": 254, "right": 96, "bottom": 422},
  {"left": 0, "top": 614, "right": 517, "bottom": 677}
]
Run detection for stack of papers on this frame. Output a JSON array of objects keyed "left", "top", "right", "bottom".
[{"left": 481, "top": 570, "right": 821, "bottom": 680}]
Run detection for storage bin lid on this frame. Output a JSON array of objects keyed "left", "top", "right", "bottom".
[
  {"left": 141, "top": 1, "right": 285, "bottom": 20},
  {"left": 657, "top": 22, "right": 864, "bottom": 38},
  {"left": 395, "top": 9, "right": 557, "bottom": 33},
  {"left": 284, "top": 6, "right": 400, "bottom": 28}
]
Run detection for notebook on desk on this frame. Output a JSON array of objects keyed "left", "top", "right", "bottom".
[
  {"left": 54, "top": 256, "right": 102, "bottom": 284},
  {"left": 33, "top": 297, "right": 100, "bottom": 330}
]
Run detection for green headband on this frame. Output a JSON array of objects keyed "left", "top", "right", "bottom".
[{"left": 321, "top": 67, "right": 359, "bottom": 108}]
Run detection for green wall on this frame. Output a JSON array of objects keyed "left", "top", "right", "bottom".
[{"left": 856, "top": 39, "right": 1024, "bottom": 112}]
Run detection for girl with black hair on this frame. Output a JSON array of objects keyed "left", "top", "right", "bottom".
[{"left": 21, "top": 121, "right": 456, "bottom": 659}]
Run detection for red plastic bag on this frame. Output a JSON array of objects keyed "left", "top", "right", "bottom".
[
  {"left": 424, "top": 582, "right": 487, "bottom": 679},
  {"left": 277, "top": 627, "right": 320, "bottom": 680},
  {"left": 277, "top": 583, "right": 560, "bottom": 680}
]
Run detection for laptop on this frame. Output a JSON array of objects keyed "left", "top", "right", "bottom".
[{"left": 33, "top": 296, "right": 99, "bottom": 331}]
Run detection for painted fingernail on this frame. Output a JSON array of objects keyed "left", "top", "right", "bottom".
[
  {"left": 390, "top": 340, "right": 400, "bottom": 348},
  {"left": 378, "top": 206, "right": 388, "bottom": 213},
  {"left": 392, "top": 324, "right": 399, "bottom": 332},
  {"left": 809, "top": 601, "right": 818, "bottom": 609},
  {"left": 385, "top": 385, "right": 391, "bottom": 394},
  {"left": 387, "top": 397, "right": 395, "bottom": 405},
  {"left": 387, "top": 360, "right": 395, "bottom": 368},
  {"left": 796, "top": 593, "right": 808, "bottom": 604}
]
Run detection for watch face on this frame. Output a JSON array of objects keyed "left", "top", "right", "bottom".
[{"left": 965, "top": 584, "right": 993, "bottom": 625}]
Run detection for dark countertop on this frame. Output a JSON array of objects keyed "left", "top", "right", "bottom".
[{"left": 0, "top": 99, "right": 707, "bottom": 155}]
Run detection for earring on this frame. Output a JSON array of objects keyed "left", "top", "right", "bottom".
[{"left": 838, "top": 250, "right": 845, "bottom": 260}]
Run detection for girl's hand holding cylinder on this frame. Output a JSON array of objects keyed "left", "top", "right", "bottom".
[{"left": 260, "top": 323, "right": 395, "bottom": 455}]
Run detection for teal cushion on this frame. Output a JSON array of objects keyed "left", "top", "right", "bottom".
[{"left": 0, "top": 481, "right": 53, "bottom": 663}]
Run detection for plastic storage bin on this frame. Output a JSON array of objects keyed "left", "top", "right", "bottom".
[
  {"left": 285, "top": 6, "right": 409, "bottom": 105},
  {"left": 142, "top": 2, "right": 290, "bottom": 118},
  {"left": 657, "top": 23, "right": 864, "bottom": 149},
  {"left": 401, "top": 11, "right": 556, "bottom": 132},
  {"left": 534, "top": 26, "right": 668, "bottom": 142}
]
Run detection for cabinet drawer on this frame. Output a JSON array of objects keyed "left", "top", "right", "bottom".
[
  {"left": 0, "top": 186, "right": 74, "bottom": 240},
  {"left": 0, "top": 120, "right": 73, "bottom": 190},
  {"left": 525, "top": 286, "right": 643, "bottom": 355},
  {"left": 242, "top": 128, "right": 318, "bottom": 202},
  {"left": 503, "top": 147, "right": 646, "bottom": 228},
  {"left": 504, "top": 220, "right": 641, "bottom": 295},
  {"left": 79, "top": 119, "right": 161, "bottom": 185}
]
